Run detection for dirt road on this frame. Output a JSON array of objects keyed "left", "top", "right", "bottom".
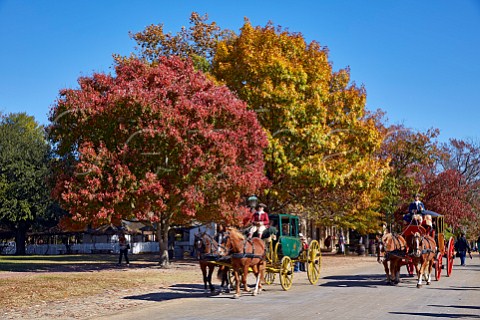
[{"left": 2, "top": 253, "right": 375, "bottom": 319}]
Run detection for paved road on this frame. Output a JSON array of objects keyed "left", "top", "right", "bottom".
[{"left": 94, "top": 255, "right": 480, "bottom": 320}]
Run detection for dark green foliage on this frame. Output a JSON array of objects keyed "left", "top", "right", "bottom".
[{"left": 0, "top": 112, "right": 54, "bottom": 254}]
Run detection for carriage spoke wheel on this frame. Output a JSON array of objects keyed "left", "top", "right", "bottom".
[
  {"left": 264, "top": 271, "right": 276, "bottom": 285},
  {"left": 446, "top": 237, "right": 454, "bottom": 277},
  {"left": 279, "top": 256, "right": 294, "bottom": 291},
  {"left": 307, "top": 240, "right": 321, "bottom": 285},
  {"left": 435, "top": 251, "right": 443, "bottom": 281}
]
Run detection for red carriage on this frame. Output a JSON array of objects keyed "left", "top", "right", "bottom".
[{"left": 402, "top": 210, "right": 455, "bottom": 281}]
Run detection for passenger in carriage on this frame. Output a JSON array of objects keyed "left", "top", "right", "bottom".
[
  {"left": 422, "top": 214, "right": 435, "bottom": 238},
  {"left": 247, "top": 203, "right": 270, "bottom": 239}
]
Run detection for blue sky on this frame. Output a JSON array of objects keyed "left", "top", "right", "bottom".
[{"left": 1, "top": 0, "right": 479, "bottom": 143}]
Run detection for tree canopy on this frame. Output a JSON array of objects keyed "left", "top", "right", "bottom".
[
  {"left": 48, "top": 56, "right": 268, "bottom": 264},
  {"left": 130, "top": 15, "right": 389, "bottom": 233},
  {"left": 0, "top": 112, "right": 52, "bottom": 254}
]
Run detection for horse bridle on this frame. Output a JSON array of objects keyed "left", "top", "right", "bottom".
[
  {"left": 412, "top": 233, "right": 435, "bottom": 257},
  {"left": 195, "top": 232, "right": 228, "bottom": 259}
]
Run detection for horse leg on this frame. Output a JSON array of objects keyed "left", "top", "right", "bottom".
[
  {"left": 220, "top": 267, "right": 231, "bottom": 293},
  {"left": 417, "top": 261, "right": 424, "bottom": 288},
  {"left": 394, "top": 260, "right": 401, "bottom": 284},
  {"left": 426, "top": 259, "right": 433, "bottom": 285},
  {"left": 200, "top": 263, "right": 209, "bottom": 293},
  {"left": 233, "top": 269, "right": 241, "bottom": 299},
  {"left": 389, "top": 261, "right": 397, "bottom": 285},
  {"left": 383, "top": 259, "right": 391, "bottom": 283},
  {"left": 259, "top": 261, "right": 266, "bottom": 291},
  {"left": 206, "top": 264, "right": 215, "bottom": 292},
  {"left": 252, "top": 261, "right": 265, "bottom": 296},
  {"left": 243, "top": 264, "right": 251, "bottom": 293}
]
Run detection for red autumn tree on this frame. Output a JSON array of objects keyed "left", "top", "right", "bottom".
[
  {"left": 421, "top": 169, "right": 476, "bottom": 230},
  {"left": 48, "top": 56, "right": 269, "bottom": 266}
]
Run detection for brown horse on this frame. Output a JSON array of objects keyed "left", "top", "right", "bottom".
[
  {"left": 223, "top": 228, "right": 266, "bottom": 299},
  {"left": 377, "top": 233, "right": 407, "bottom": 285},
  {"left": 409, "top": 232, "right": 436, "bottom": 288},
  {"left": 194, "top": 232, "right": 230, "bottom": 293}
]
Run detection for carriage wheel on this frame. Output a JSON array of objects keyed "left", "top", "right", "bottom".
[
  {"left": 307, "top": 240, "right": 321, "bottom": 285},
  {"left": 446, "top": 237, "right": 455, "bottom": 277},
  {"left": 279, "top": 256, "right": 294, "bottom": 291},
  {"left": 264, "top": 271, "right": 276, "bottom": 285},
  {"left": 435, "top": 251, "right": 442, "bottom": 281}
]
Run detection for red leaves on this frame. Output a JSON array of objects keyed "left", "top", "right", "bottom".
[
  {"left": 49, "top": 56, "right": 268, "bottom": 226},
  {"left": 423, "top": 169, "right": 476, "bottom": 229}
]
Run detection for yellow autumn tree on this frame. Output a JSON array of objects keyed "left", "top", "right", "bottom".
[{"left": 213, "top": 21, "right": 389, "bottom": 232}]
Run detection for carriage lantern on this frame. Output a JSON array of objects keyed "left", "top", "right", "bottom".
[{"left": 247, "top": 195, "right": 259, "bottom": 210}]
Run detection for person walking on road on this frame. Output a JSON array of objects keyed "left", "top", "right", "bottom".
[{"left": 455, "top": 232, "right": 471, "bottom": 266}]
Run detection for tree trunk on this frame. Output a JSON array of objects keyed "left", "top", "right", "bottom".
[
  {"left": 156, "top": 221, "right": 170, "bottom": 267},
  {"left": 14, "top": 227, "right": 27, "bottom": 255}
]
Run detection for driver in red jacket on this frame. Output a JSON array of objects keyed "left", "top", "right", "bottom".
[{"left": 247, "top": 203, "right": 269, "bottom": 239}]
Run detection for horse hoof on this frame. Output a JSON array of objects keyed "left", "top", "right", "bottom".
[
  {"left": 233, "top": 294, "right": 240, "bottom": 299},
  {"left": 252, "top": 291, "right": 257, "bottom": 296},
  {"left": 416, "top": 284, "right": 422, "bottom": 288},
  {"left": 426, "top": 282, "right": 431, "bottom": 285}
]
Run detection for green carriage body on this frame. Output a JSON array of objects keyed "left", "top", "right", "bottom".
[{"left": 269, "top": 213, "right": 302, "bottom": 259}]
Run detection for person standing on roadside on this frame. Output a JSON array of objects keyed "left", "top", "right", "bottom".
[
  {"left": 476, "top": 235, "right": 480, "bottom": 257},
  {"left": 118, "top": 234, "right": 130, "bottom": 266}
]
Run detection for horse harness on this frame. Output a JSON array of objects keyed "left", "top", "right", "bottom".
[
  {"left": 382, "top": 234, "right": 407, "bottom": 260},
  {"left": 412, "top": 233, "right": 436, "bottom": 255},
  {"left": 225, "top": 234, "right": 265, "bottom": 260}
]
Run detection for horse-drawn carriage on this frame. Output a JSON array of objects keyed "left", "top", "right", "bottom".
[
  {"left": 194, "top": 213, "right": 321, "bottom": 297},
  {"left": 379, "top": 210, "right": 455, "bottom": 287},
  {"left": 402, "top": 210, "right": 455, "bottom": 280}
]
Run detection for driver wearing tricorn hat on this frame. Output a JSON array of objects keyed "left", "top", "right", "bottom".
[{"left": 247, "top": 203, "right": 269, "bottom": 239}]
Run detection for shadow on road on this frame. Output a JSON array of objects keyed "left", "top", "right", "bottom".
[
  {"left": 428, "top": 305, "right": 480, "bottom": 310},
  {"left": 319, "top": 273, "right": 391, "bottom": 288},
  {"left": 389, "top": 311, "right": 480, "bottom": 318},
  {"left": 428, "top": 286, "right": 480, "bottom": 291},
  {"left": 123, "top": 283, "right": 228, "bottom": 302}
]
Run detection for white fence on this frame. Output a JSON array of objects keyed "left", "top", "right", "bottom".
[{"left": 4, "top": 242, "right": 161, "bottom": 255}]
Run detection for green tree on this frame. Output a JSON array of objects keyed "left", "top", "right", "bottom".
[{"left": 0, "top": 113, "right": 52, "bottom": 254}]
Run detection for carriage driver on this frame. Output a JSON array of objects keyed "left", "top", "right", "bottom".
[
  {"left": 404, "top": 193, "right": 426, "bottom": 224},
  {"left": 247, "top": 203, "right": 270, "bottom": 239}
]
